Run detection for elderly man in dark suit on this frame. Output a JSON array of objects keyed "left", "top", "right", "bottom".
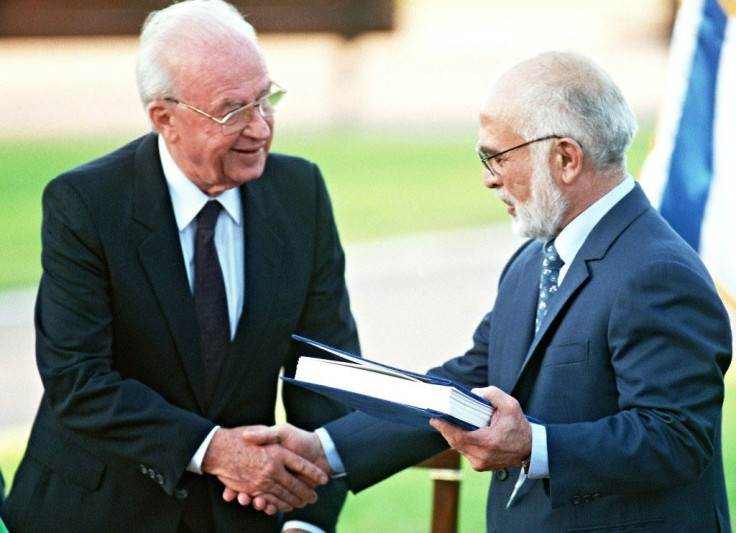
[
  {"left": 0, "top": 1, "right": 358, "bottom": 532},
  {"left": 242, "top": 51, "right": 732, "bottom": 532}
]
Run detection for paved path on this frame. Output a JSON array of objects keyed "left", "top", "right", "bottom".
[
  {"left": 0, "top": 224, "right": 524, "bottom": 434},
  {"left": 2, "top": 224, "right": 733, "bottom": 449},
  {"left": 0, "top": 288, "right": 39, "bottom": 430}
]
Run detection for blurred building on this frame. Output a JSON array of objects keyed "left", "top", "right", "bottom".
[{"left": 0, "top": 0, "right": 674, "bottom": 137}]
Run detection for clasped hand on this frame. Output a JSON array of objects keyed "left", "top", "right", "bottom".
[{"left": 201, "top": 424, "right": 329, "bottom": 516}]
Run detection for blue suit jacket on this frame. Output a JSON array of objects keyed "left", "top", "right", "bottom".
[
  {"left": 1, "top": 134, "right": 358, "bottom": 532},
  {"left": 325, "top": 184, "right": 732, "bottom": 532}
]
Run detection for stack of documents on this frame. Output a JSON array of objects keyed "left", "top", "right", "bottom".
[{"left": 283, "top": 335, "right": 493, "bottom": 430}]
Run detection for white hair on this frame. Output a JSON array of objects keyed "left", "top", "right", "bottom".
[
  {"left": 136, "top": 0, "right": 259, "bottom": 107},
  {"left": 505, "top": 51, "right": 638, "bottom": 175}
]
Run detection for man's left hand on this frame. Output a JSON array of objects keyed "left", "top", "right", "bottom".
[{"left": 429, "top": 386, "right": 532, "bottom": 472}]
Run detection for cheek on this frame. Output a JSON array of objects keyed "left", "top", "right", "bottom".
[
  {"left": 265, "top": 119, "right": 275, "bottom": 145},
  {"left": 211, "top": 140, "right": 238, "bottom": 165},
  {"left": 513, "top": 164, "right": 537, "bottom": 202},
  {"left": 182, "top": 133, "right": 220, "bottom": 162},
  {"left": 507, "top": 177, "right": 531, "bottom": 203}
]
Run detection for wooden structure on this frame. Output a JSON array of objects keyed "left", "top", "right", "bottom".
[
  {"left": 416, "top": 449, "right": 463, "bottom": 533},
  {"left": 0, "top": 0, "right": 395, "bottom": 39}
]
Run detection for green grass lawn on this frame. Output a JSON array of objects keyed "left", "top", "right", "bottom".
[
  {"left": 0, "top": 125, "right": 651, "bottom": 290},
  {"left": 1, "top": 126, "right": 733, "bottom": 531},
  {"left": 0, "top": 127, "right": 506, "bottom": 289}
]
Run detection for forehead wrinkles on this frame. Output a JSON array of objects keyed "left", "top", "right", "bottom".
[
  {"left": 170, "top": 36, "right": 267, "bottom": 101},
  {"left": 479, "top": 111, "right": 518, "bottom": 152}
]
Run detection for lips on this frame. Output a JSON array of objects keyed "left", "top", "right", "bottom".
[
  {"left": 233, "top": 146, "right": 263, "bottom": 156},
  {"left": 496, "top": 190, "right": 516, "bottom": 215}
]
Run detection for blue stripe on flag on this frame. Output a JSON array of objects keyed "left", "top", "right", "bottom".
[{"left": 659, "top": 0, "right": 727, "bottom": 251}]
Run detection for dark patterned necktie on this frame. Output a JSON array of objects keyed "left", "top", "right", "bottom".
[
  {"left": 194, "top": 200, "right": 230, "bottom": 403},
  {"left": 535, "top": 240, "right": 564, "bottom": 333}
]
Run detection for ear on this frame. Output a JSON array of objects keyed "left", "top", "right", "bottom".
[
  {"left": 553, "top": 138, "right": 584, "bottom": 185},
  {"left": 147, "top": 101, "right": 179, "bottom": 143}
]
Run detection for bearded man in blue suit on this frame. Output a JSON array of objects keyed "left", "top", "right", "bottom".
[{"left": 242, "top": 51, "right": 732, "bottom": 532}]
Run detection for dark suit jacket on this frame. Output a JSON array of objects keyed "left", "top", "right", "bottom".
[
  {"left": 1, "top": 133, "right": 359, "bottom": 532},
  {"left": 324, "top": 184, "right": 732, "bottom": 532}
]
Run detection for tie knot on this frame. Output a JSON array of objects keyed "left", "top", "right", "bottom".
[
  {"left": 543, "top": 241, "right": 564, "bottom": 271},
  {"left": 197, "top": 201, "right": 222, "bottom": 232}
]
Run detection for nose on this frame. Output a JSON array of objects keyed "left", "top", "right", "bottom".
[
  {"left": 482, "top": 167, "right": 501, "bottom": 189},
  {"left": 242, "top": 111, "right": 271, "bottom": 139}
]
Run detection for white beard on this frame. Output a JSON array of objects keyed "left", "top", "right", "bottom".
[{"left": 498, "top": 154, "right": 568, "bottom": 241}]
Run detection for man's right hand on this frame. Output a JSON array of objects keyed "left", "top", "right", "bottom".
[
  {"left": 221, "top": 424, "right": 332, "bottom": 514},
  {"left": 201, "top": 426, "right": 329, "bottom": 515},
  {"left": 242, "top": 424, "right": 332, "bottom": 473}
]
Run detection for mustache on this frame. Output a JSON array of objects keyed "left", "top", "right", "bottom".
[{"left": 496, "top": 189, "right": 515, "bottom": 205}]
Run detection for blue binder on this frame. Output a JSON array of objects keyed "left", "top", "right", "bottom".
[{"left": 282, "top": 335, "right": 493, "bottom": 431}]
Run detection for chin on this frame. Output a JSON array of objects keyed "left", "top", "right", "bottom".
[{"left": 230, "top": 164, "right": 267, "bottom": 185}]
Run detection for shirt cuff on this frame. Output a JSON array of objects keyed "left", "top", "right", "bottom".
[
  {"left": 527, "top": 422, "right": 549, "bottom": 479},
  {"left": 315, "top": 427, "right": 346, "bottom": 477},
  {"left": 187, "top": 425, "right": 220, "bottom": 474},
  {"left": 282, "top": 520, "right": 325, "bottom": 533}
]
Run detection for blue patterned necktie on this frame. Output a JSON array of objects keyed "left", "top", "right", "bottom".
[{"left": 536, "top": 240, "right": 564, "bottom": 333}]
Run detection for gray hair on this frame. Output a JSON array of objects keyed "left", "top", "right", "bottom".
[
  {"left": 507, "top": 51, "right": 637, "bottom": 174},
  {"left": 136, "top": 0, "right": 258, "bottom": 107}
]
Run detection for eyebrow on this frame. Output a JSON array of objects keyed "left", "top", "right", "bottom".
[
  {"left": 477, "top": 143, "right": 497, "bottom": 157},
  {"left": 221, "top": 82, "right": 272, "bottom": 110}
]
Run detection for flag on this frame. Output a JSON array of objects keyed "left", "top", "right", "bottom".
[{"left": 640, "top": 0, "right": 736, "bottom": 310}]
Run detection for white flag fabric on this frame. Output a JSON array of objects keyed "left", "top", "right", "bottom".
[{"left": 640, "top": 0, "right": 736, "bottom": 310}]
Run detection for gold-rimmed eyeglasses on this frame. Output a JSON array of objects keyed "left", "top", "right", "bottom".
[
  {"left": 476, "top": 135, "right": 561, "bottom": 176},
  {"left": 165, "top": 82, "right": 286, "bottom": 135}
]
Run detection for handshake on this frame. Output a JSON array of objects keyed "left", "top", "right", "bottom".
[
  {"left": 201, "top": 423, "right": 331, "bottom": 516},
  {"left": 199, "top": 386, "right": 530, "bottom": 516}
]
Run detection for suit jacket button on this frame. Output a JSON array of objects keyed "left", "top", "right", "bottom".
[
  {"left": 148, "top": 470, "right": 157, "bottom": 479},
  {"left": 174, "top": 488, "right": 189, "bottom": 500},
  {"left": 139, "top": 464, "right": 149, "bottom": 475},
  {"left": 494, "top": 468, "right": 509, "bottom": 481},
  {"left": 571, "top": 496, "right": 582, "bottom": 505},
  {"left": 156, "top": 474, "right": 165, "bottom": 485}
]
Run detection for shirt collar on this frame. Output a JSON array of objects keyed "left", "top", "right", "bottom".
[
  {"left": 554, "top": 175, "right": 635, "bottom": 267},
  {"left": 158, "top": 134, "right": 242, "bottom": 231}
]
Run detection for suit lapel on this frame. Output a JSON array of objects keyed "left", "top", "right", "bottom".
[
  {"left": 132, "top": 135, "right": 207, "bottom": 412},
  {"left": 208, "top": 177, "right": 285, "bottom": 417},
  {"left": 510, "top": 184, "right": 651, "bottom": 393},
  {"left": 495, "top": 243, "right": 540, "bottom": 394}
]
